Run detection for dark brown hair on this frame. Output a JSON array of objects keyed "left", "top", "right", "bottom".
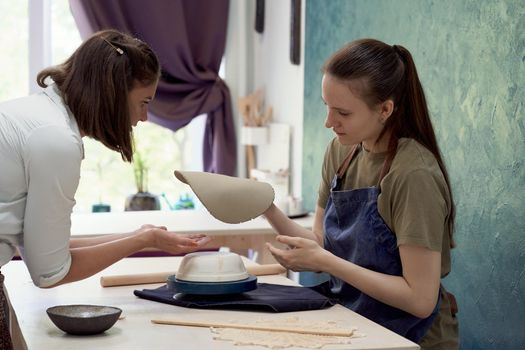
[
  {"left": 323, "top": 38, "right": 455, "bottom": 247},
  {"left": 37, "top": 29, "right": 160, "bottom": 162}
]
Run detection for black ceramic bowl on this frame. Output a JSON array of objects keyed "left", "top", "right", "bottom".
[{"left": 46, "top": 304, "right": 122, "bottom": 335}]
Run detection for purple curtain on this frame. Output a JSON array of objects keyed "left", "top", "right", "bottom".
[{"left": 69, "top": 0, "right": 236, "bottom": 175}]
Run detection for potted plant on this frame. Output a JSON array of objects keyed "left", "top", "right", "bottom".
[{"left": 124, "top": 150, "right": 160, "bottom": 211}]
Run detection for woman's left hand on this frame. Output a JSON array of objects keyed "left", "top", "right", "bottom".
[{"left": 266, "top": 235, "right": 327, "bottom": 272}]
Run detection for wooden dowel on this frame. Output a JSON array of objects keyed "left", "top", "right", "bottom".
[
  {"left": 100, "top": 272, "right": 172, "bottom": 287},
  {"left": 246, "top": 264, "right": 286, "bottom": 276},
  {"left": 100, "top": 264, "right": 286, "bottom": 287},
  {"left": 151, "top": 319, "right": 353, "bottom": 337}
]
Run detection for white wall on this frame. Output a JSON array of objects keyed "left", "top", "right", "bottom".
[
  {"left": 252, "top": 0, "right": 305, "bottom": 199},
  {"left": 225, "top": 0, "right": 251, "bottom": 179},
  {"left": 225, "top": 0, "right": 305, "bottom": 198}
]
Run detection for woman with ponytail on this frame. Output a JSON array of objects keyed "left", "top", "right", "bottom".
[{"left": 263, "top": 39, "right": 459, "bottom": 349}]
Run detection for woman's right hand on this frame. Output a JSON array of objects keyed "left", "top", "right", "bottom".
[
  {"left": 266, "top": 235, "right": 329, "bottom": 272},
  {"left": 263, "top": 204, "right": 323, "bottom": 244},
  {"left": 137, "top": 224, "right": 211, "bottom": 255}
]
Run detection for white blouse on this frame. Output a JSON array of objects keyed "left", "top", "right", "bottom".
[{"left": 0, "top": 84, "right": 83, "bottom": 287}]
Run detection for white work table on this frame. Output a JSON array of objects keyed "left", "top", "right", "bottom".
[
  {"left": 71, "top": 209, "right": 314, "bottom": 264},
  {"left": 3, "top": 256, "right": 419, "bottom": 350}
]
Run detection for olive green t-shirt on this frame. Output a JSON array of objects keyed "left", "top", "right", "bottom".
[
  {"left": 317, "top": 137, "right": 452, "bottom": 275},
  {"left": 317, "top": 138, "right": 458, "bottom": 350}
]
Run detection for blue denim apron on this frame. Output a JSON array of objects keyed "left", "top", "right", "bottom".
[{"left": 322, "top": 144, "right": 439, "bottom": 343}]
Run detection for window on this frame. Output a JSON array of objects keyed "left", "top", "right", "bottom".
[
  {"left": 75, "top": 116, "right": 205, "bottom": 213},
  {"left": 1, "top": 0, "right": 204, "bottom": 213},
  {"left": 0, "top": 0, "right": 29, "bottom": 101}
]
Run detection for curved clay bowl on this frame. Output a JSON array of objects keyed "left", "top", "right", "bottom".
[
  {"left": 176, "top": 252, "right": 249, "bottom": 282},
  {"left": 46, "top": 305, "right": 121, "bottom": 335}
]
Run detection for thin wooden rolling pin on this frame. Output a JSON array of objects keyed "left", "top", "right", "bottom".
[
  {"left": 100, "top": 264, "right": 286, "bottom": 287},
  {"left": 151, "top": 319, "right": 354, "bottom": 337}
]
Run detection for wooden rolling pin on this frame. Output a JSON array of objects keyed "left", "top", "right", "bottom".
[
  {"left": 151, "top": 319, "right": 354, "bottom": 337},
  {"left": 100, "top": 264, "right": 286, "bottom": 287}
]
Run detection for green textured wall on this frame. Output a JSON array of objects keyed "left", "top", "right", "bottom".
[{"left": 302, "top": 1, "right": 525, "bottom": 349}]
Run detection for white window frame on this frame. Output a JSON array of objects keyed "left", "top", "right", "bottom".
[{"left": 28, "top": 0, "right": 51, "bottom": 94}]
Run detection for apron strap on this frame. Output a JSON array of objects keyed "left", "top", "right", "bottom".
[
  {"left": 447, "top": 292, "right": 458, "bottom": 317},
  {"left": 377, "top": 137, "right": 400, "bottom": 186},
  {"left": 336, "top": 144, "right": 361, "bottom": 178},
  {"left": 377, "top": 151, "right": 395, "bottom": 186},
  {"left": 0, "top": 269, "right": 13, "bottom": 350}
]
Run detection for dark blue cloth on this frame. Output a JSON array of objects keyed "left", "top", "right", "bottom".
[
  {"left": 134, "top": 283, "right": 336, "bottom": 312},
  {"left": 322, "top": 173, "right": 439, "bottom": 343}
]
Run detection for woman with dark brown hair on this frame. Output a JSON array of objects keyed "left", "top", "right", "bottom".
[
  {"left": 0, "top": 29, "right": 208, "bottom": 348},
  {"left": 263, "top": 39, "right": 459, "bottom": 349}
]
